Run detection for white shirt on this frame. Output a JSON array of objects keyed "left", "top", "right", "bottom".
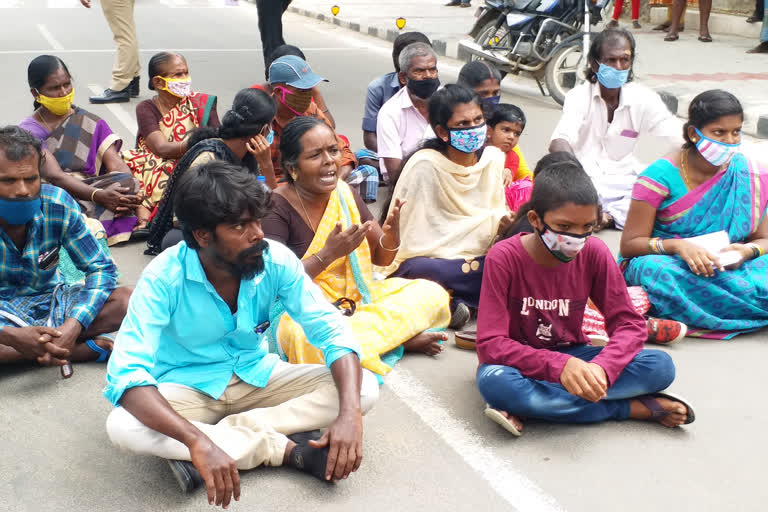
[
  {"left": 376, "top": 86, "right": 429, "bottom": 178},
  {"left": 550, "top": 81, "right": 683, "bottom": 194}
]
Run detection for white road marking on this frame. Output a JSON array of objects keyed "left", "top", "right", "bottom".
[
  {"left": 36, "top": 24, "right": 64, "bottom": 51},
  {"left": 386, "top": 368, "right": 564, "bottom": 512},
  {"left": 88, "top": 84, "right": 138, "bottom": 135}
]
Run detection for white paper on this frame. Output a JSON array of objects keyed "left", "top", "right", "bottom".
[{"left": 682, "top": 231, "right": 743, "bottom": 268}]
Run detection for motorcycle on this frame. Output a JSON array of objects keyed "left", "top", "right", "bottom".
[{"left": 458, "top": 0, "right": 611, "bottom": 105}]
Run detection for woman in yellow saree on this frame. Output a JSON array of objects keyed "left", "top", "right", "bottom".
[
  {"left": 122, "top": 52, "right": 219, "bottom": 231},
  {"left": 262, "top": 117, "right": 451, "bottom": 377}
]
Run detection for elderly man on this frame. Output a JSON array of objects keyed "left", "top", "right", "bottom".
[
  {"left": 104, "top": 161, "right": 378, "bottom": 509},
  {"left": 0, "top": 126, "right": 130, "bottom": 368},
  {"left": 376, "top": 42, "right": 440, "bottom": 182},
  {"left": 549, "top": 28, "right": 682, "bottom": 230}
]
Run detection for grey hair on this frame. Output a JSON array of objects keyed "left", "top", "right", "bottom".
[{"left": 398, "top": 42, "right": 437, "bottom": 75}]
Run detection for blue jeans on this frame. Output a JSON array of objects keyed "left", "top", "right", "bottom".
[{"left": 476, "top": 346, "right": 675, "bottom": 424}]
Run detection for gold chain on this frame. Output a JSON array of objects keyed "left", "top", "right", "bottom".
[
  {"left": 680, "top": 149, "right": 693, "bottom": 190},
  {"left": 295, "top": 186, "right": 317, "bottom": 233}
]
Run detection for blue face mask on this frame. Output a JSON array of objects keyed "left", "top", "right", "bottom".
[
  {"left": 0, "top": 196, "right": 41, "bottom": 225},
  {"left": 449, "top": 123, "right": 487, "bottom": 153},
  {"left": 596, "top": 63, "right": 629, "bottom": 89},
  {"left": 481, "top": 95, "right": 501, "bottom": 117},
  {"left": 265, "top": 127, "right": 274, "bottom": 146}
]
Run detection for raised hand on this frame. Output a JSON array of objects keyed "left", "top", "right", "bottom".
[
  {"left": 380, "top": 199, "right": 405, "bottom": 250},
  {"left": 322, "top": 221, "right": 373, "bottom": 261}
]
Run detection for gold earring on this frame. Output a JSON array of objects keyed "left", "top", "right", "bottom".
[{"left": 290, "top": 172, "right": 298, "bottom": 181}]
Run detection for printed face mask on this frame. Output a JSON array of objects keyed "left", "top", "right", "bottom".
[
  {"left": 449, "top": 123, "right": 487, "bottom": 153},
  {"left": 0, "top": 195, "right": 41, "bottom": 225},
  {"left": 406, "top": 77, "right": 440, "bottom": 99},
  {"left": 596, "top": 63, "right": 629, "bottom": 90},
  {"left": 694, "top": 127, "right": 740, "bottom": 167},
  {"left": 160, "top": 76, "right": 192, "bottom": 98},
  {"left": 264, "top": 127, "right": 275, "bottom": 145},
  {"left": 35, "top": 89, "right": 74, "bottom": 116},
  {"left": 274, "top": 86, "right": 312, "bottom": 115},
  {"left": 537, "top": 222, "right": 590, "bottom": 262}
]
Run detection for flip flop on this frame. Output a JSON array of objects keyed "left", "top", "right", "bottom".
[
  {"left": 484, "top": 406, "right": 522, "bottom": 436},
  {"left": 698, "top": 35, "right": 713, "bottom": 42},
  {"left": 454, "top": 330, "right": 477, "bottom": 350},
  {"left": 85, "top": 335, "right": 114, "bottom": 362},
  {"left": 637, "top": 392, "right": 696, "bottom": 425},
  {"left": 664, "top": 34, "right": 680, "bottom": 41}
]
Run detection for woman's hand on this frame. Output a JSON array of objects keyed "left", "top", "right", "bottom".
[
  {"left": 496, "top": 212, "right": 516, "bottom": 237},
  {"left": 380, "top": 199, "right": 405, "bottom": 250},
  {"left": 671, "top": 240, "right": 724, "bottom": 277},
  {"left": 322, "top": 221, "right": 373, "bottom": 261},
  {"left": 502, "top": 168, "right": 514, "bottom": 187},
  {"left": 720, "top": 243, "right": 755, "bottom": 270},
  {"left": 94, "top": 187, "right": 141, "bottom": 215},
  {"left": 245, "top": 135, "right": 273, "bottom": 168}
]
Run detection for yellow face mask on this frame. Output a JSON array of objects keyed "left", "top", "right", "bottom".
[
  {"left": 36, "top": 89, "right": 74, "bottom": 116},
  {"left": 159, "top": 76, "right": 192, "bottom": 98}
]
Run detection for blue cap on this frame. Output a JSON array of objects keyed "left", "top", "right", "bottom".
[{"left": 268, "top": 55, "right": 328, "bottom": 89}]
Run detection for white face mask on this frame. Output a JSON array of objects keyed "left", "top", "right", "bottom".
[
  {"left": 160, "top": 76, "right": 192, "bottom": 98},
  {"left": 694, "top": 127, "right": 740, "bottom": 167},
  {"left": 537, "top": 222, "right": 590, "bottom": 262}
]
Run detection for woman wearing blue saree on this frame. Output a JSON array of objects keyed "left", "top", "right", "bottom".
[{"left": 620, "top": 90, "right": 768, "bottom": 339}]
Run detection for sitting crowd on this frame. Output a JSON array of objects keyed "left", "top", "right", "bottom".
[{"left": 2, "top": 25, "right": 767, "bottom": 509}]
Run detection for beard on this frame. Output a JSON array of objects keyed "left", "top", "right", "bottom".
[{"left": 217, "top": 239, "right": 270, "bottom": 280}]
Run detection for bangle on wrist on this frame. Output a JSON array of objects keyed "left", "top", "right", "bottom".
[
  {"left": 312, "top": 253, "right": 326, "bottom": 266},
  {"left": 379, "top": 234, "right": 400, "bottom": 252},
  {"left": 655, "top": 238, "right": 667, "bottom": 255},
  {"left": 745, "top": 242, "right": 764, "bottom": 259},
  {"left": 90, "top": 189, "right": 99, "bottom": 203}
]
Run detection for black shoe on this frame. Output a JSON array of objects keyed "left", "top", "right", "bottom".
[
  {"left": 287, "top": 430, "right": 323, "bottom": 446},
  {"left": 128, "top": 76, "right": 140, "bottom": 97},
  {"left": 167, "top": 459, "right": 204, "bottom": 494},
  {"left": 89, "top": 88, "right": 130, "bottom": 104},
  {"left": 746, "top": 41, "right": 768, "bottom": 54},
  {"left": 287, "top": 440, "right": 331, "bottom": 482},
  {"left": 746, "top": 13, "right": 761, "bottom": 23},
  {"left": 448, "top": 302, "right": 471, "bottom": 330}
]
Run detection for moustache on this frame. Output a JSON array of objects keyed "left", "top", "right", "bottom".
[{"left": 237, "top": 239, "right": 269, "bottom": 261}]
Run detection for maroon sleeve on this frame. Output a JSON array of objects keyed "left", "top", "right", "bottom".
[
  {"left": 587, "top": 239, "right": 647, "bottom": 385},
  {"left": 476, "top": 242, "right": 572, "bottom": 383},
  {"left": 207, "top": 103, "right": 221, "bottom": 129},
  {"left": 262, "top": 194, "right": 293, "bottom": 246},
  {"left": 351, "top": 188, "right": 374, "bottom": 223},
  {"left": 135, "top": 100, "right": 162, "bottom": 139}
]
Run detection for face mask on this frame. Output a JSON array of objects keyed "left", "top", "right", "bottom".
[
  {"left": 0, "top": 196, "right": 41, "bottom": 225},
  {"left": 448, "top": 123, "right": 487, "bottom": 153},
  {"left": 596, "top": 63, "right": 629, "bottom": 90},
  {"left": 481, "top": 95, "right": 501, "bottom": 118},
  {"left": 537, "top": 222, "right": 590, "bottom": 262},
  {"left": 35, "top": 89, "right": 74, "bottom": 116},
  {"left": 160, "top": 76, "right": 192, "bottom": 98},
  {"left": 694, "top": 127, "right": 740, "bottom": 167},
  {"left": 274, "top": 86, "right": 312, "bottom": 115},
  {"left": 264, "top": 127, "right": 274, "bottom": 145},
  {"left": 406, "top": 77, "right": 440, "bottom": 99}
]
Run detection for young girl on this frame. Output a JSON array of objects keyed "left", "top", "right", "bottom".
[
  {"left": 475, "top": 162, "right": 695, "bottom": 436},
  {"left": 486, "top": 104, "right": 532, "bottom": 213}
]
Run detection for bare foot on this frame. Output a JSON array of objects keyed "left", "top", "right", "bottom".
[
  {"left": 494, "top": 409, "right": 524, "bottom": 433},
  {"left": 403, "top": 331, "right": 448, "bottom": 356},
  {"left": 630, "top": 397, "right": 688, "bottom": 428},
  {"left": 69, "top": 336, "right": 113, "bottom": 363}
]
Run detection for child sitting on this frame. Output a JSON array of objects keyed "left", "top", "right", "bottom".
[
  {"left": 475, "top": 162, "right": 695, "bottom": 436},
  {"left": 486, "top": 104, "right": 532, "bottom": 213}
]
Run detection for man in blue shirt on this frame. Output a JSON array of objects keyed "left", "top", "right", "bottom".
[
  {"left": 362, "top": 32, "right": 431, "bottom": 152},
  {"left": 105, "top": 161, "right": 378, "bottom": 509},
  {"left": 0, "top": 126, "right": 130, "bottom": 371}
]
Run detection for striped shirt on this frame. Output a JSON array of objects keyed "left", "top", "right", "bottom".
[{"left": 0, "top": 185, "right": 118, "bottom": 329}]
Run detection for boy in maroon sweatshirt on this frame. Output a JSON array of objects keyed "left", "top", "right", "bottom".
[{"left": 476, "top": 164, "right": 695, "bottom": 435}]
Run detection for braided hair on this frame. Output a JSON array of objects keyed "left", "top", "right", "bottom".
[{"left": 145, "top": 88, "right": 277, "bottom": 254}]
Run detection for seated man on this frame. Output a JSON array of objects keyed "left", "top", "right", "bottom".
[
  {"left": 549, "top": 28, "right": 681, "bottom": 230},
  {"left": 377, "top": 42, "right": 440, "bottom": 183},
  {"left": 104, "top": 161, "right": 378, "bottom": 508},
  {"left": 0, "top": 126, "right": 130, "bottom": 369},
  {"left": 362, "top": 31, "right": 431, "bottom": 152}
]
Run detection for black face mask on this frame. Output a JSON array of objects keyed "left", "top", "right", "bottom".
[{"left": 407, "top": 77, "right": 440, "bottom": 99}]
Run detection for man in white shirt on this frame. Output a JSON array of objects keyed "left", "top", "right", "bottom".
[
  {"left": 549, "top": 28, "right": 682, "bottom": 230},
  {"left": 376, "top": 42, "right": 440, "bottom": 182}
]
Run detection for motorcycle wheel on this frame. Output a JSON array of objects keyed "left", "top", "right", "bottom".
[
  {"left": 544, "top": 42, "right": 584, "bottom": 106},
  {"left": 469, "top": 20, "right": 511, "bottom": 79}
]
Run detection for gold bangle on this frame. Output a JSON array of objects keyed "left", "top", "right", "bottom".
[
  {"left": 312, "top": 253, "right": 325, "bottom": 266},
  {"left": 90, "top": 189, "right": 99, "bottom": 202},
  {"left": 648, "top": 237, "right": 657, "bottom": 254}
]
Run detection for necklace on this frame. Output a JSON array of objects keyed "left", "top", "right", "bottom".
[
  {"left": 35, "top": 108, "right": 70, "bottom": 133},
  {"left": 295, "top": 186, "right": 317, "bottom": 233},
  {"left": 680, "top": 148, "right": 693, "bottom": 190}
]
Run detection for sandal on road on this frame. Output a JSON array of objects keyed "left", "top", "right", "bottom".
[
  {"left": 454, "top": 330, "right": 477, "bottom": 350},
  {"left": 637, "top": 392, "right": 696, "bottom": 425},
  {"left": 484, "top": 406, "right": 522, "bottom": 436}
]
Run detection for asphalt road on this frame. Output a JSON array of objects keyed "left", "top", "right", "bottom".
[{"left": 0, "top": 1, "right": 766, "bottom": 511}]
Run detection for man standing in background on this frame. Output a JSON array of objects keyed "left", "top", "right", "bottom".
[
  {"left": 81, "top": 0, "right": 141, "bottom": 104},
  {"left": 256, "top": 0, "right": 293, "bottom": 79}
]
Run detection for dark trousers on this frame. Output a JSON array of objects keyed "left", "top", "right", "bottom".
[{"left": 256, "top": 0, "right": 293, "bottom": 78}]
